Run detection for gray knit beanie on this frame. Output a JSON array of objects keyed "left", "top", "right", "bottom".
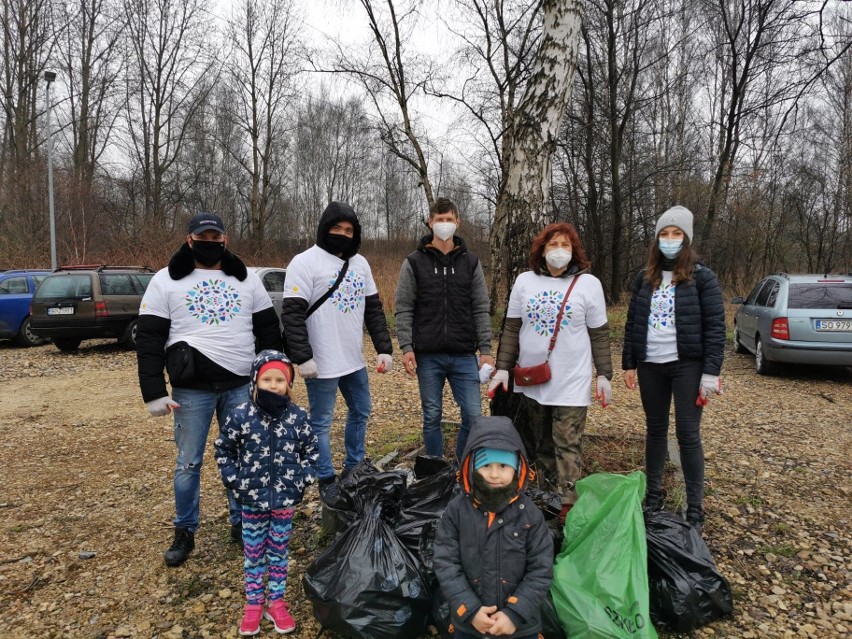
[{"left": 655, "top": 205, "right": 693, "bottom": 243}]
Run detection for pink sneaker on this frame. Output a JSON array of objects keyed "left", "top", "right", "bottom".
[
  {"left": 264, "top": 600, "right": 296, "bottom": 634},
  {"left": 239, "top": 603, "right": 264, "bottom": 636}
]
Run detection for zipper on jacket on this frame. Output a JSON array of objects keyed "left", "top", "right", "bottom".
[
  {"left": 268, "top": 416, "right": 276, "bottom": 506},
  {"left": 442, "top": 266, "right": 448, "bottom": 344}
]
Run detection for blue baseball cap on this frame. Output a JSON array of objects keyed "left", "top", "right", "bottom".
[
  {"left": 474, "top": 448, "right": 519, "bottom": 471},
  {"left": 187, "top": 212, "right": 225, "bottom": 235}
]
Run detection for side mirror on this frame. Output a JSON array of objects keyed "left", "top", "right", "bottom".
[{"left": 730, "top": 296, "right": 744, "bottom": 305}]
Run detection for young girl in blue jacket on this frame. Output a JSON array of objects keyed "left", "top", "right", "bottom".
[{"left": 215, "top": 350, "right": 318, "bottom": 636}]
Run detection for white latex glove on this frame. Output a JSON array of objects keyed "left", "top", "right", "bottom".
[
  {"left": 595, "top": 376, "right": 612, "bottom": 407},
  {"left": 699, "top": 374, "right": 722, "bottom": 400},
  {"left": 146, "top": 396, "right": 180, "bottom": 417},
  {"left": 479, "top": 363, "right": 495, "bottom": 384},
  {"left": 487, "top": 369, "right": 510, "bottom": 398},
  {"left": 377, "top": 353, "right": 393, "bottom": 373},
  {"left": 298, "top": 359, "right": 319, "bottom": 379}
]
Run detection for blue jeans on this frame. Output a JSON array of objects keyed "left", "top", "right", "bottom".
[
  {"left": 415, "top": 353, "right": 482, "bottom": 460},
  {"left": 171, "top": 384, "right": 248, "bottom": 531},
  {"left": 305, "top": 367, "right": 371, "bottom": 481}
]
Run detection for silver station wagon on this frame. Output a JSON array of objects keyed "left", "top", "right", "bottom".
[{"left": 731, "top": 273, "right": 852, "bottom": 374}]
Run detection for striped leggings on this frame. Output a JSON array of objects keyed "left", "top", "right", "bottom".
[{"left": 241, "top": 505, "right": 294, "bottom": 605}]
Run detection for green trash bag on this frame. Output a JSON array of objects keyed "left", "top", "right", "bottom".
[{"left": 551, "top": 471, "right": 658, "bottom": 639}]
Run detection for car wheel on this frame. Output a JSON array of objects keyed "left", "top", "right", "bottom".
[
  {"left": 733, "top": 325, "right": 748, "bottom": 354},
  {"left": 755, "top": 336, "right": 772, "bottom": 375},
  {"left": 123, "top": 319, "right": 139, "bottom": 349},
  {"left": 54, "top": 337, "right": 82, "bottom": 352},
  {"left": 16, "top": 316, "right": 48, "bottom": 347}
]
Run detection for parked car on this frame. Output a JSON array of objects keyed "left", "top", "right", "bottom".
[
  {"left": 731, "top": 273, "right": 852, "bottom": 374},
  {"left": 249, "top": 266, "right": 287, "bottom": 328},
  {"left": 30, "top": 265, "right": 155, "bottom": 351},
  {"left": 0, "top": 269, "right": 52, "bottom": 346}
]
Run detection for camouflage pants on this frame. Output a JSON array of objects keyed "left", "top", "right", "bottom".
[{"left": 517, "top": 396, "right": 587, "bottom": 505}]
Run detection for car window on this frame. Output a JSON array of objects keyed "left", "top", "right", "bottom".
[
  {"left": 262, "top": 271, "right": 286, "bottom": 293},
  {"left": 33, "top": 275, "right": 46, "bottom": 287},
  {"left": 101, "top": 274, "right": 135, "bottom": 295},
  {"left": 788, "top": 283, "right": 852, "bottom": 309},
  {"left": 755, "top": 282, "right": 774, "bottom": 307},
  {"left": 37, "top": 274, "right": 93, "bottom": 299},
  {"left": 764, "top": 281, "right": 780, "bottom": 308},
  {"left": 132, "top": 273, "right": 155, "bottom": 293},
  {"left": 0, "top": 277, "right": 27, "bottom": 294},
  {"left": 745, "top": 281, "right": 768, "bottom": 306}
]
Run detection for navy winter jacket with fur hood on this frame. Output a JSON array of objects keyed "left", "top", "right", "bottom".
[
  {"left": 214, "top": 350, "right": 318, "bottom": 510},
  {"left": 433, "top": 416, "right": 553, "bottom": 637}
]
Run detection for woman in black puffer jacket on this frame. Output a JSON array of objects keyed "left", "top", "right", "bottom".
[{"left": 622, "top": 206, "right": 726, "bottom": 532}]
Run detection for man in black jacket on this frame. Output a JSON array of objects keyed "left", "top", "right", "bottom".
[
  {"left": 136, "top": 212, "right": 282, "bottom": 567},
  {"left": 281, "top": 202, "right": 392, "bottom": 494},
  {"left": 394, "top": 198, "right": 493, "bottom": 461}
]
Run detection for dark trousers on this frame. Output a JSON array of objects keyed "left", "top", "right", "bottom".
[{"left": 637, "top": 359, "right": 705, "bottom": 517}]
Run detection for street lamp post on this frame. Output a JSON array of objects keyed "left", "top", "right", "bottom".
[{"left": 44, "top": 70, "right": 57, "bottom": 270}]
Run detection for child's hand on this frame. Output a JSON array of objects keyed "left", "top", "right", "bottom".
[
  {"left": 472, "top": 606, "right": 497, "bottom": 633},
  {"left": 486, "top": 610, "right": 517, "bottom": 636}
]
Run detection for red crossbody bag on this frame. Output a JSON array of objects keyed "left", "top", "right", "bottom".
[{"left": 513, "top": 275, "right": 581, "bottom": 387}]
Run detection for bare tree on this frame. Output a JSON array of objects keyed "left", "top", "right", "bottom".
[
  {"left": 121, "top": 0, "right": 217, "bottom": 227},
  {"left": 318, "top": 0, "right": 436, "bottom": 209},
  {"left": 224, "top": 0, "right": 300, "bottom": 241},
  {"left": 491, "top": 0, "right": 585, "bottom": 293}
]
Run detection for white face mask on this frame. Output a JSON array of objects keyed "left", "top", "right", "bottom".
[
  {"left": 545, "top": 248, "right": 572, "bottom": 269},
  {"left": 432, "top": 221, "right": 457, "bottom": 241}
]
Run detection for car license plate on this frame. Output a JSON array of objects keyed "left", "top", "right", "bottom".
[
  {"left": 814, "top": 319, "right": 852, "bottom": 332},
  {"left": 47, "top": 306, "right": 74, "bottom": 316}
]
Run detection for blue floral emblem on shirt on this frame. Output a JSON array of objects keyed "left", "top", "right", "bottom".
[
  {"left": 331, "top": 269, "right": 365, "bottom": 314},
  {"left": 649, "top": 283, "right": 675, "bottom": 329},
  {"left": 526, "top": 290, "right": 573, "bottom": 336},
  {"left": 185, "top": 278, "right": 241, "bottom": 324}
]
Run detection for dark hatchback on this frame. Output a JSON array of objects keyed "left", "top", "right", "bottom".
[{"left": 30, "top": 265, "right": 154, "bottom": 351}]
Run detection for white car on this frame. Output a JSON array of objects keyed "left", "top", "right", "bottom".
[{"left": 249, "top": 267, "right": 287, "bottom": 330}]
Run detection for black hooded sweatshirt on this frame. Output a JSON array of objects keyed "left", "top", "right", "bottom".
[{"left": 281, "top": 201, "right": 392, "bottom": 364}]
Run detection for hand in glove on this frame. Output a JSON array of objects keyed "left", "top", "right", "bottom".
[
  {"left": 146, "top": 396, "right": 180, "bottom": 417},
  {"left": 487, "top": 369, "right": 510, "bottom": 398},
  {"left": 376, "top": 353, "right": 393, "bottom": 373},
  {"left": 595, "top": 375, "right": 612, "bottom": 408},
  {"left": 696, "top": 374, "right": 722, "bottom": 406},
  {"left": 298, "top": 359, "right": 319, "bottom": 379}
]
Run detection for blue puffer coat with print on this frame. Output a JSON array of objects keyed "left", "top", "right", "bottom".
[{"left": 214, "top": 350, "right": 318, "bottom": 510}]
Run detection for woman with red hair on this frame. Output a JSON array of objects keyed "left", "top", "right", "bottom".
[{"left": 489, "top": 222, "right": 613, "bottom": 525}]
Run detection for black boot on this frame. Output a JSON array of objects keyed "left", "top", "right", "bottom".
[
  {"left": 230, "top": 522, "right": 244, "bottom": 549},
  {"left": 686, "top": 508, "right": 705, "bottom": 533},
  {"left": 164, "top": 527, "right": 195, "bottom": 567}
]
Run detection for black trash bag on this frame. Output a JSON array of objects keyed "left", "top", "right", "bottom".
[
  {"left": 322, "top": 460, "right": 407, "bottom": 535},
  {"left": 525, "top": 486, "right": 565, "bottom": 557},
  {"left": 645, "top": 510, "right": 733, "bottom": 632},
  {"left": 431, "top": 585, "right": 565, "bottom": 639},
  {"left": 303, "top": 500, "right": 432, "bottom": 639},
  {"left": 414, "top": 454, "right": 451, "bottom": 479},
  {"left": 395, "top": 460, "right": 458, "bottom": 563}
]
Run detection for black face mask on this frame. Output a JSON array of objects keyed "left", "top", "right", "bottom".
[
  {"left": 255, "top": 388, "right": 291, "bottom": 416},
  {"left": 472, "top": 469, "right": 518, "bottom": 514},
  {"left": 191, "top": 240, "right": 226, "bottom": 267},
  {"left": 325, "top": 233, "right": 354, "bottom": 256}
]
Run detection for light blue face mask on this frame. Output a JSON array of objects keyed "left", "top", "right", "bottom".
[{"left": 659, "top": 239, "right": 683, "bottom": 259}]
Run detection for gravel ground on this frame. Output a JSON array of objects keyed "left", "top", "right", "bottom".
[{"left": 0, "top": 338, "right": 850, "bottom": 639}]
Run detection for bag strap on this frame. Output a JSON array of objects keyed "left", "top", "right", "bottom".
[
  {"left": 306, "top": 259, "right": 349, "bottom": 319},
  {"left": 546, "top": 274, "right": 581, "bottom": 361}
]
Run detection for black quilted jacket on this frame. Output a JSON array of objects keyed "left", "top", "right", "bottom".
[{"left": 622, "top": 262, "right": 726, "bottom": 375}]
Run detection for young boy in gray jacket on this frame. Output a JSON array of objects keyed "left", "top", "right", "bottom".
[{"left": 434, "top": 416, "right": 553, "bottom": 638}]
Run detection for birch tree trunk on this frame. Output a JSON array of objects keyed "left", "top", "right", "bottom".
[{"left": 491, "top": 0, "right": 584, "bottom": 296}]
